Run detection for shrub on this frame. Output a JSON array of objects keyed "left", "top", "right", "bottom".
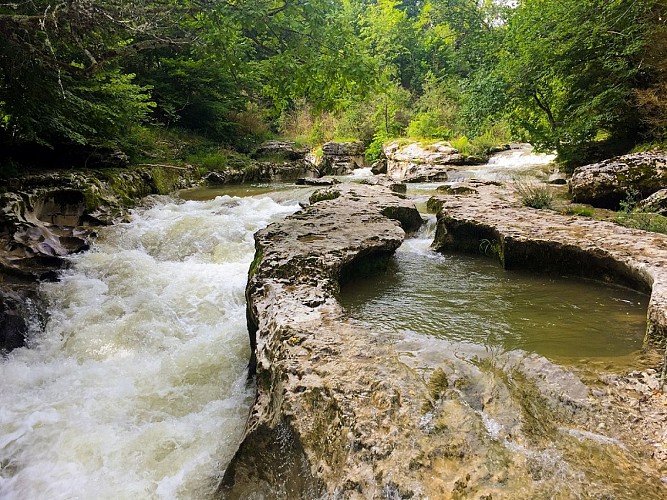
[
  {"left": 513, "top": 178, "right": 553, "bottom": 209},
  {"left": 365, "top": 132, "right": 389, "bottom": 162}
]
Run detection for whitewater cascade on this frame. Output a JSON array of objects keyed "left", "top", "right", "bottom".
[{"left": 0, "top": 195, "right": 299, "bottom": 499}]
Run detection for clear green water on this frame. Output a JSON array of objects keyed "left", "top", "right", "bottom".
[{"left": 341, "top": 237, "right": 649, "bottom": 362}]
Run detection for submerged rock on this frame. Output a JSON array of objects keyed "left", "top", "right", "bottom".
[{"left": 570, "top": 152, "right": 667, "bottom": 208}]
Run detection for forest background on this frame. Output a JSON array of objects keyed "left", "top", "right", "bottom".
[{"left": 1, "top": 0, "right": 666, "bottom": 174}]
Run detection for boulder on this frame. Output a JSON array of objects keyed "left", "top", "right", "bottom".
[
  {"left": 252, "top": 140, "right": 310, "bottom": 161},
  {"left": 383, "top": 141, "right": 482, "bottom": 182},
  {"left": 370, "top": 158, "right": 387, "bottom": 175},
  {"left": 636, "top": 188, "right": 667, "bottom": 215},
  {"left": 436, "top": 183, "right": 478, "bottom": 195},
  {"left": 570, "top": 152, "right": 667, "bottom": 208},
  {"left": 360, "top": 175, "right": 407, "bottom": 194},
  {"left": 319, "top": 141, "right": 366, "bottom": 175},
  {"left": 0, "top": 287, "right": 44, "bottom": 352},
  {"left": 548, "top": 171, "right": 568, "bottom": 185},
  {"left": 295, "top": 177, "right": 340, "bottom": 186},
  {"left": 204, "top": 159, "right": 319, "bottom": 185}
]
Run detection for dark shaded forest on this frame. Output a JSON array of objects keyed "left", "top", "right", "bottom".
[{"left": 2, "top": 0, "right": 666, "bottom": 172}]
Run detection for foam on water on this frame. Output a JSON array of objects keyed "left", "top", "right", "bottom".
[
  {"left": 449, "top": 148, "right": 557, "bottom": 183},
  {"left": 0, "top": 195, "right": 299, "bottom": 499},
  {"left": 347, "top": 167, "right": 373, "bottom": 179}
]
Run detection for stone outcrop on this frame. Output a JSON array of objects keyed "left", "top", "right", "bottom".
[
  {"left": 570, "top": 152, "right": 667, "bottom": 208},
  {"left": 295, "top": 177, "right": 340, "bottom": 186},
  {"left": 0, "top": 165, "right": 200, "bottom": 351},
  {"left": 637, "top": 188, "right": 667, "bottom": 215},
  {"left": 204, "top": 159, "right": 319, "bottom": 185},
  {"left": 319, "top": 141, "right": 366, "bottom": 175},
  {"left": 359, "top": 174, "right": 407, "bottom": 194},
  {"left": 252, "top": 140, "right": 310, "bottom": 161},
  {"left": 219, "top": 182, "right": 667, "bottom": 499},
  {"left": 383, "top": 141, "right": 485, "bottom": 183},
  {"left": 430, "top": 183, "right": 667, "bottom": 343}
]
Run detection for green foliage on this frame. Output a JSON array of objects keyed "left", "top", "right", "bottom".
[
  {"left": 187, "top": 148, "right": 254, "bottom": 174},
  {"left": 365, "top": 132, "right": 390, "bottom": 162},
  {"left": 564, "top": 205, "right": 595, "bottom": 217},
  {"left": 449, "top": 123, "right": 510, "bottom": 157},
  {"left": 406, "top": 73, "right": 458, "bottom": 139},
  {"left": 498, "top": 0, "right": 653, "bottom": 155},
  {"left": 2, "top": 0, "right": 665, "bottom": 170},
  {"left": 615, "top": 189, "right": 667, "bottom": 234},
  {"left": 616, "top": 211, "right": 667, "bottom": 235}
]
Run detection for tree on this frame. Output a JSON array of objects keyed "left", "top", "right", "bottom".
[{"left": 498, "top": 0, "right": 653, "bottom": 152}]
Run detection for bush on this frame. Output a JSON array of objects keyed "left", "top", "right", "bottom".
[{"left": 365, "top": 132, "right": 389, "bottom": 162}]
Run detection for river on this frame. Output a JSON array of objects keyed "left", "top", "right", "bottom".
[
  {"left": 0, "top": 150, "right": 659, "bottom": 498},
  {"left": 0, "top": 195, "right": 302, "bottom": 499}
]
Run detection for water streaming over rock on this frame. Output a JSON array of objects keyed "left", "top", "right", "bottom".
[{"left": 0, "top": 195, "right": 300, "bottom": 499}]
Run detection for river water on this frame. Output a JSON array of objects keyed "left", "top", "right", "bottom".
[
  {"left": 341, "top": 217, "right": 649, "bottom": 364},
  {"left": 0, "top": 195, "right": 301, "bottom": 499}
]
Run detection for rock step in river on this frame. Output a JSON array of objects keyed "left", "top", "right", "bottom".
[{"left": 220, "top": 183, "right": 667, "bottom": 499}]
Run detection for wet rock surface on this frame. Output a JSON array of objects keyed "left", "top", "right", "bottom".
[
  {"left": 220, "top": 183, "right": 667, "bottom": 498},
  {"left": 0, "top": 165, "right": 199, "bottom": 350},
  {"left": 570, "top": 152, "right": 667, "bottom": 208}
]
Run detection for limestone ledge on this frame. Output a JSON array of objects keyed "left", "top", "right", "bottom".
[
  {"left": 220, "top": 183, "right": 425, "bottom": 498},
  {"left": 215, "top": 184, "right": 662, "bottom": 499},
  {"left": 430, "top": 184, "right": 667, "bottom": 343}
]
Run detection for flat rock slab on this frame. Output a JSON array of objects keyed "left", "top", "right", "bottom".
[
  {"left": 219, "top": 183, "right": 667, "bottom": 499},
  {"left": 431, "top": 184, "right": 667, "bottom": 342}
]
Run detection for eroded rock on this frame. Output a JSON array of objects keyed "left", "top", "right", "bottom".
[
  {"left": 319, "top": 141, "right": 366, "bottom": 175},
  {"left": 252, "top": 140, "right": 310, "bottom": 161},
  {"left": 383, "top": 141, "right": 486, "bottom": 182},
  {"left": 220, "top": 182, "right": 666, "bottom": 499},
  {"left": 570, "top": 152, "right": 667, "bottom": 208}
]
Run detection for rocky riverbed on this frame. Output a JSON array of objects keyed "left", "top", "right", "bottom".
[{"left": 219, "top": 182, "right": 667, "bottom": 498}]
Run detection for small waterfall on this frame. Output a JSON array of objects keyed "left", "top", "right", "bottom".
[
  {"left": 397, "top": 214, "right": 439, "bottom": 257},
  {"left": 447, "top": 147, "right": 557, "bottom": 183},
  {"left": 0, "top": 195, "right": 299, "bottom": 499}
]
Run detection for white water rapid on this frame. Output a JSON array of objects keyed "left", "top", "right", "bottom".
[{"left": 0, "top": 195, "right": 300, "bottom": 499}]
